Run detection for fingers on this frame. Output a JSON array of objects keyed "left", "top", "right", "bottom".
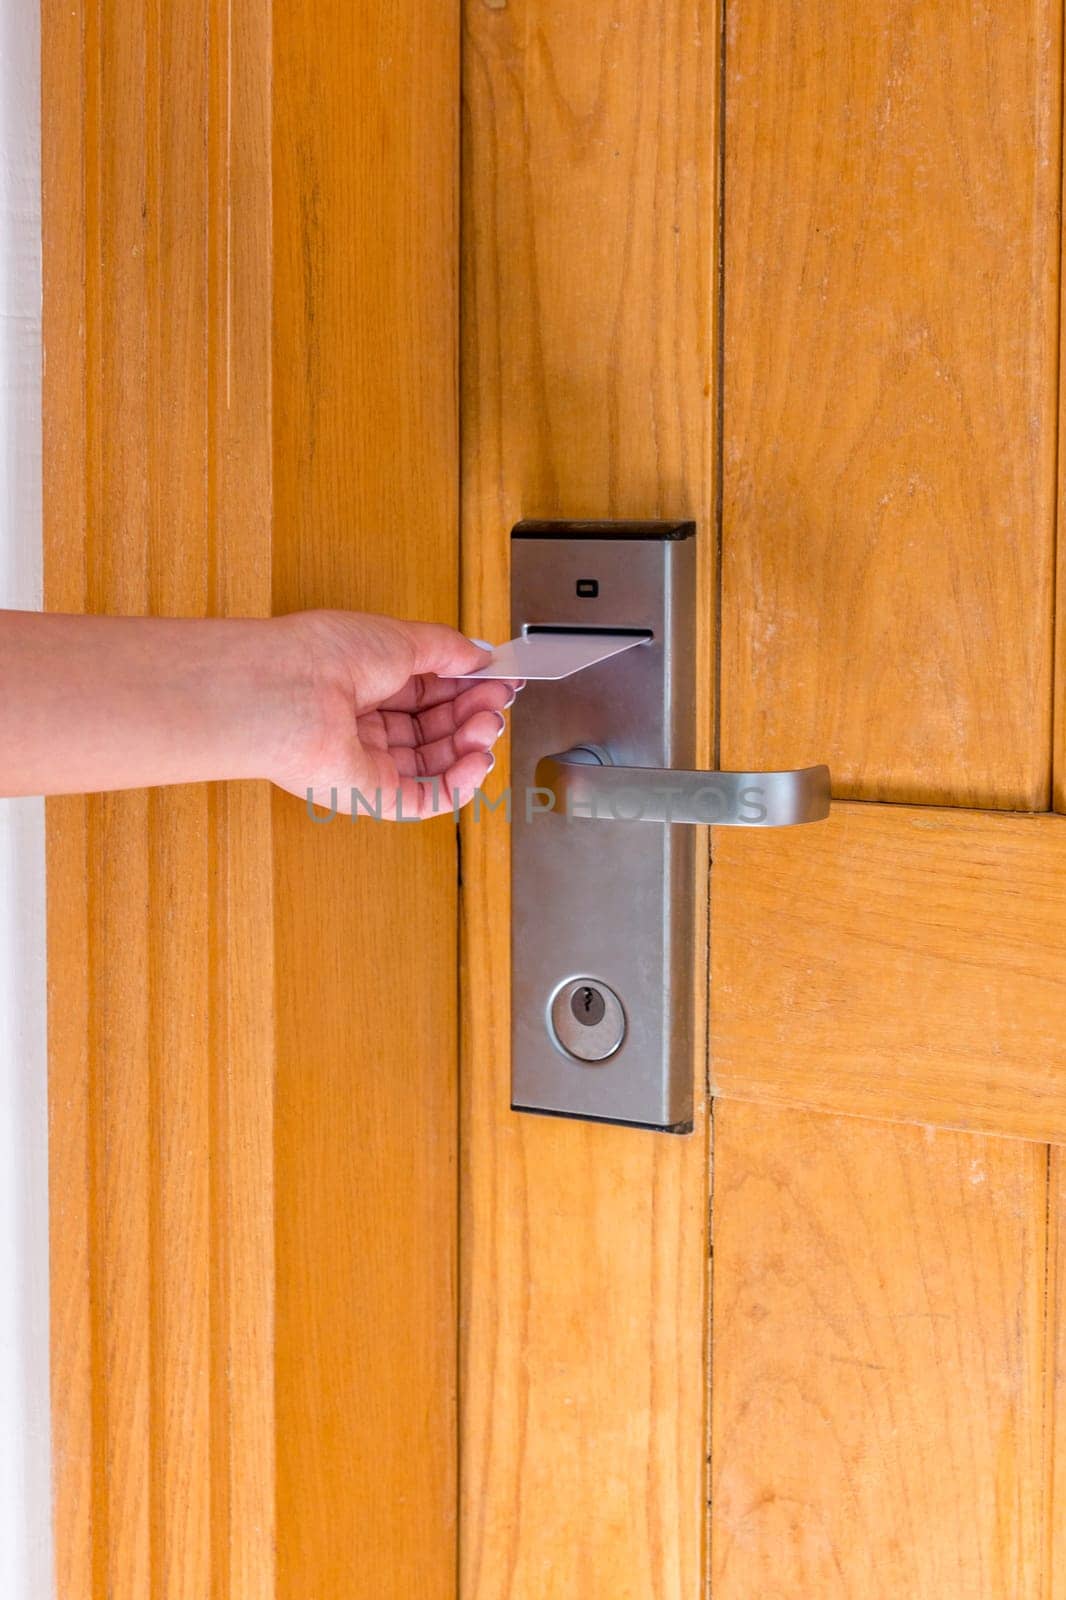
[
  {"left": 342, "top": 641, "right": 526, "bottom": 819},
  {"left": 391, "top": 748, "right": 494, "bottom": 819},
  {"left": 363, "top": 697, "right": 508, "bottom": 778},
  {"left": 375, "top": 688, "right": 509, "bottom": 753},
  {"left": 441, "top": 749, "right": 496, "bottom": 812},
  {"left": 378, "top": 673, "right": 522, "bottom": 718},
  {"left": 401, "top": 620, "right": 490, "bottom": 680},
  {"left": 377, "top": 674, "right": 466, "bottom": 715},
  {"left": 413, "top": 681, "right": 514, "bottom": 744},
  {"left": 415, "top": 709, "right": 506, "bottom": 778},
  {"left": 391, "top": 708, "right": 506, "bottom": 779},
  {"left": 454, "top": 708, "right": 508, "bottom": 755},
  {"left": 322, "top": 727, "right": 502, "bottom": 820}
]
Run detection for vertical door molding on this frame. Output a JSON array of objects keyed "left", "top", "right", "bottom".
[{"left": 42, "top": 4, "right": 461, "bottom": 1596}]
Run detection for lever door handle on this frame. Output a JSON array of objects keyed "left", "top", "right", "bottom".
[{"left": 535, "top": 745, "right": 831, "bottom": 827}]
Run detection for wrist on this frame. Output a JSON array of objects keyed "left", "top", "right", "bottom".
[{"left": 214, "top": 615, "right": 318, "bottom": 783}]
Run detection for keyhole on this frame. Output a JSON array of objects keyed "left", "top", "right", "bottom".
[{"left": 570, "top": 983, "right": 606, "bottom": 1027}]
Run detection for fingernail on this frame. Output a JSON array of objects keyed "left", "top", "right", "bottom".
[
  {"left": 502, "top": 688, "right": 517, "bottom": 708},
  {"left": 492, "top": 711, "right": 508, "bottom": 735},
  {"left": 485, "top": 750, "right": 496, "bottom": 774},
  {"left": 468, "top": 636, "right": 492, "bottom": 652}
]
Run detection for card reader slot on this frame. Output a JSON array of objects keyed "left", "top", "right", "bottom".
[{"left": 522, "top": 624, "right": 653, "bottom": 640}]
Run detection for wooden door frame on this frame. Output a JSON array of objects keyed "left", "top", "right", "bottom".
[{"left": 43, "top": 4, "right": 462, "bottom": 1596}]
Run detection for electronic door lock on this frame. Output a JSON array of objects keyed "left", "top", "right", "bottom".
[{"left": 509, "top": 519, "right": 831, "bottom": 1133}]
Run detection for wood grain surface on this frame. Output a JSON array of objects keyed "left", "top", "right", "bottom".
[
  {"left": 720, "top": 0, "right": 1061, "bottom": 809},
  {"left": 271, "top": 6, "right": 461, "bottom": 1598},
  {"left": 42, "top": 0, "right": 92, "bottom": 1589},
  {"left": 711, "top": 802, "right": 1066, "bottom": 1142},
  {"left": 205, "top": 4, "right": 277, "bottom": 1594},
  {"left": 459, "top": 3, "right": 715, "bottom": 1597},
  {"left": 711, "top": 1102, "right": 1049, "bottom": 1598},
  {"left": 45, "top": 2, "right": 1066, "bottom": 1597},
  {"left": 709, "top": 10, "right": 1066, "bottom": 1595},
  {"left": 43, "top": 3, "right": 460, "bottom": 1597}
]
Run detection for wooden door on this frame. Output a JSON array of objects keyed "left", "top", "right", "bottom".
[
  {"left": 43, "top": 5, "right": 461, "bottom": 1598},
  {"left": 460, "top": 3, "right": 1066, "bottom": 1597},
  {"left": 43, "top": 4, "right": 1066, "bottom": 1597}
]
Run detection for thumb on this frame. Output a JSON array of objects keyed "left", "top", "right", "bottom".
[{"left": 402, "top": 620, "right": 490, "bottom": 678}]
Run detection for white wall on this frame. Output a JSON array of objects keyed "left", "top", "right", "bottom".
[{"left": 0, "top": 3, "right": 53, "bottom": 1595}]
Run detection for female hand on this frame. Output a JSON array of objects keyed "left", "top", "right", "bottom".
[
  {"left": 0, "top": 606, "right": 519, "bottom": 816},
  {"left": 269, "top": 610, "right": 520, "bottom": 818}
]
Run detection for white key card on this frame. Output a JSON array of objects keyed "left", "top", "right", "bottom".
[{"left": 449, "top": 631, "right": 648, "bottom": 681}]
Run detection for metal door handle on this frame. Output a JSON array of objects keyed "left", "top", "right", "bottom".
[{"left": 536, "top": 744, "right": 831, "bottom": 826}]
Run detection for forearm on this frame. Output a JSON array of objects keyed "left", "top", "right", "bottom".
[{"left": 0, "top": 610, "right": 301, "bottom": 797}]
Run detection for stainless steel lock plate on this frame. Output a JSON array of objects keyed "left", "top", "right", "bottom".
[
  {"left": 508, "top": 519, "right": 830, "bottom": 1133},
  {"left": 510, "top": 521, "right": 698, "bottom": 1131}
]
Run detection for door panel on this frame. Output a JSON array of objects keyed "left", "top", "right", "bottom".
[
  {"left": 721, "top": 0, "right": 1061, "bottom": 810},
  {"left": 459, "top": 3, "right": 714, "bottom": 1595},
  {"left": 710, "top": 3, "right": 1066, "bottom": 1594},
  {"left": 713, "top": 803, "right": 1066, "bottom": 1141},
  {"left": 461, "top": 2, "right": 1066, "bottom": 1598},
  {"left": 43, "top": 4, "right": 459, "bottom": 1597},
  {"left": 711, "top": 1103, "right": 1048, "bottom": 1598}
]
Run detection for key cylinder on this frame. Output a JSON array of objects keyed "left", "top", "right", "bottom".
[{"left": 549, "top": 979, "right": 626, "bottom": 1063}]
